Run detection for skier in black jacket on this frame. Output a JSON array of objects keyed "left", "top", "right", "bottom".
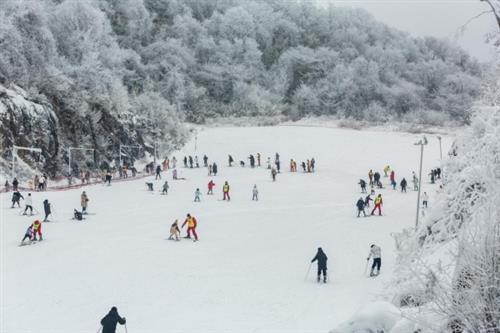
[
  {"left": 356, "top": 198, "right": 366, "bottom": 217},
  {"left": 100, "top": 307, "right": 126, "bottom": 333},
  {"left": 11, "top": 191, "right": 24, "bottom": 208},
  {"left": 43, "top": 199, "right": 51, "bottom": 222},
  {"left": 400, "top": 178, "right": 407, "bottom": 193},
  {"left": 311, "top": 247, "right": 328, "bottom": 283}
]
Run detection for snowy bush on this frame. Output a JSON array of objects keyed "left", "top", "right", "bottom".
[
  {"left": 390, "top": 50, "right": 500, "bottom": 332},
  {"left": 330, "top": 301, "right": 402, "bottom": 333}
]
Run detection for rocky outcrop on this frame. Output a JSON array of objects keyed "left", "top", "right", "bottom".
[
  {"left": 0, "top": 85, "right": 59, "bottom": 178},
  {"left": 0, "top": 84, "right": 184, "bottom": 179}
]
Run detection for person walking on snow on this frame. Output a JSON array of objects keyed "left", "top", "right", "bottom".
[
  {"left": 257, "top": 153, "right": 261, "bottom": 167},
  {"left": 81, "top": 191, "right": 89, "bottom": 214},
  {"left": 249, "top": 155, "right": 255, "bottom": 168},
  {"left": 182, "top": 214, "right": 198, "bottom": 241},
  {"left": 188, "top": 156, "right": 193, "bottom": 168},
  {"left": 390, "top": 170, "right": 396, "bottom": 190},
  {"left": 367, "top": 244, "right": 382, "bottom": 277},
  {"left": 162, "top": 181, "right": 169, "bottom": 195},
  {"left": 368, "top": 170, "right": 374, "bottom": 186},
  {"left": 311, "top": 247, "right": 328, "bottom": 283},
  {"left": 194, "top": 188, "right": 202, "bottom": 202},
  {"left": 266, "top": 157, "right": 271, "bottom": 169},
  {"left": 212, "top": 163, "right": 218, "bottom": 176},
  {"left": 271, "top": 167, "right": 277, "bottom": 182},
  {"left": 169, "top": 220, "right": 180, "bottom": 241},
  {"left": 11, "top": 190, "right": 24, "bottom": 208},
  {"left": 105, "top": 170, "right": 112, "bottom": 185},
  {"left": 383, "top": 165, "right": 390, "bottom": 177},
  {"left": 252, "top": 184, "right": 258, "bottom": 201},
  {"left": 422, "top": 192, "right": 429, "bottom": 208},
  {"left": 207, "top": 180, "right": 215, "bottom": 195},
  {"left": 100, "top": 306, "right": 126, "bottom": 333},
  {"left": 203, "top": 155, "right": 208, "bottom": 167},
  {"left": 155, "top": 165, "right": 162, "bottom": 180},
  {"left": 12, "top": 177, "right": 19, "bottom": 191},
  {"left": 43, "top": 199, "right": 51, "bottom": 222},
  {"left": 358, "top": 179, "right": 367, "bottom": 193},
  {"left": 374, "top": 172, "right": 382, "bottom": 188},
  {"left": 228, "top": 155, "right": 234, "bottom": 167},
  {"left": 400, "top": 178, "right": 407, "bottom": 193},
  {"left": 32, "top": 220, "right": 42, "bottom": 241},
  {"left": 356, "top": 197, "right": 367, "bottom": 217},
  {"left": 371, "top": 194, "right": 383, "bottom": 216},
  {"left": 195, "top": 156, "right": 199, "bottom": 168},
  {"left": 183, "top": 156, "right": 188, "bottom": 168},
  {"left": 23, "top": 193, "right": 33, "bottom": 215},
  {"left": 223, "top": 181, "right": 230, "bottom": 201},
  {"left": 172, "top": 156, "right": 177, "bottom": 169},
  {"left": 412, "top": 172, "right": 419, "bottom": 191}
]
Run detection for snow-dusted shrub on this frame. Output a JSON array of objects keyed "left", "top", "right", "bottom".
[
  {"left": 330, "top": 301, "right": 402, "bottom": 333},
  {"left": 391, "top": 55, "right": 500, "bottom": 332}
]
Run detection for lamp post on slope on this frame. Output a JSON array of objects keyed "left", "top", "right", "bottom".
[{"left": 414, "top": 136, "right": 428, "bottom": 229}]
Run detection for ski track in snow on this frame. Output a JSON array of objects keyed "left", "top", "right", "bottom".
[{"left": 1, "top": 126, "right": 452, "bottom": 333}]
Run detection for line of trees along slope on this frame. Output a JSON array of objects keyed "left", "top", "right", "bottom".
[{"left": 0, "top": 0, "right": 483, "bottom": 174}]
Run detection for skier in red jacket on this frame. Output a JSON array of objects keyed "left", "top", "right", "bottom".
[{"left": 207, "top": 180, "right": 215, "bottom": 195}]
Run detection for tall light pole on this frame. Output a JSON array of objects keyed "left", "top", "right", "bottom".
[
  {"left": 12, "top": 145, "right": 42, "bottom": 179},
  {"left": 68, "top": 147, "right": 95, "bottom": 176},
  {"left": 437, "top": 136, "right": 442, "bottom": 163},
  {"left": 414, "top": 136, "right": 428, "bottom": 229}
]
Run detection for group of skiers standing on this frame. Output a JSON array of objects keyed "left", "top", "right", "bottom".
[{"left": 4, "top": 175, "right": 47, "bottom": 192}]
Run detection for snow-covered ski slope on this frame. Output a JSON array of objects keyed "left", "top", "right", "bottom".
[{"left": 1, "top": 126, "right": 452, "bottom": 333}]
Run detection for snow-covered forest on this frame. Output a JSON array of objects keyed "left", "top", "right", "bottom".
[
  {"left": 0, "top": 0, "right": 485, "bottom": 175},
  {"left": 0, "top": 0, "right": 484, "bottom": 124}
]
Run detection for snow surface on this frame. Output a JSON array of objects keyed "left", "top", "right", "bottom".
[{"left": 1, "top": 126, "right": 452, "bottom": 333}]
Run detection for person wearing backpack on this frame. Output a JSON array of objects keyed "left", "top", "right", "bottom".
[{"left": 100, "top": 306, "right": 126, "bottom": 333}]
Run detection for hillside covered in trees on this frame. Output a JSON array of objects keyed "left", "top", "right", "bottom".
[{"left": 0, "top": 0, "right": 483, "bottom": 175}]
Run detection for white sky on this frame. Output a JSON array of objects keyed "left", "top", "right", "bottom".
[{"left": 316, "top": 0, "right": 498, "bottom": 61}]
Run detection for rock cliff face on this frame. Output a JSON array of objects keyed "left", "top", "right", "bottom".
[
  {"left": 0, "top": 84, "right": 185, "bottom": 179},
  {"left": 0, "top": 85, "right": 59, "bottom": 177}
]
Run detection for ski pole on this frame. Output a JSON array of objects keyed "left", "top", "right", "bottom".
[
  {"left": 96, "top": 326, "right": 102, "bottom": 333},
  {"left": 364, "top": 259, "right": 369, "bottom": 276},
  {"left": 125, "top": 323, "right": 128, "bottom": 333},
  {"left": 304, "top": 262, "right": 312, "bottom": 282}
]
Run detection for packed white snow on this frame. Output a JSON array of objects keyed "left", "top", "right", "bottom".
[{"left": 1, "top": 126, "right": 452, "bottom": 333}]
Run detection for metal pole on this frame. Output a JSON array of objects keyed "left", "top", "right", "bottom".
[
  {"left": 68, "top": 148, "right": 71, "bottom": 176},
  {"left": 154, "top": 142, "right": 157, "bottom": 167},
  {"left": 415, "top": 143, "right": 424, "bottom": 229},
  {"left": 12, "top": 146, "right": 16, "bottom": 179},
  {"left": 438, "top": 136, "right": 442, "bottom": 163},
  {"left": 119, "top": 144, "right": 122, "bottom": 168}
]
